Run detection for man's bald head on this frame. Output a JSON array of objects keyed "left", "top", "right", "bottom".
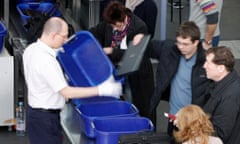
[
  {"left": 40, "top": 17, "right": 69, "bottom": 48},
  {"left": 42, "top": 17, "right": 68, "bottom": 36}
]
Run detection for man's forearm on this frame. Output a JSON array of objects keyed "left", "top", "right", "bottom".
[{"left": 205, "top": 23, "right": 217, "bottom": 42}]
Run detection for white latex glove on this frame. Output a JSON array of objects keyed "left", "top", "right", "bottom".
[{"left": 98, "top": 75, "right": 122, "bottom": 98}]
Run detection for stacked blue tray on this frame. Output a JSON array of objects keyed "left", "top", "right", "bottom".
[
  {"left": 94, "top": 117, "right": 154, "bottom": 144},
  {"left": 57, "top": 31, "right": 116, "bottom": 106},
  {"left": 74, "top": 100, "right": 139, "bottom": 138},
  {"left": 16, "top": 2, "right": 61, "bottom": 27},
  {"left": 57, "top": 31, "right": 154, "bottom": 143}
]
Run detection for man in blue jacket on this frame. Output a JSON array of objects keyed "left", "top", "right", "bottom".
[{"left": 148, "top": 21, "right": 210, "bottom": 134}]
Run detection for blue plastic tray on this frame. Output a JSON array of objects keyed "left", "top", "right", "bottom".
[
  {"left": 0, "top": 22, "right": 7, "bottom": 53},
  {"left": 94, "top": 117, "right": 154, "bottom": 144},
  {"left": 58, "top": 31, "right": 114, "bottom": 86},
  {"left": 57, "top": 31, "right": 115, "bottom": 106},
  {"left": 16, "top": 2, "right": 61, "bottom": 26},
  {"left": 73, "top": 100, "right": 139, "bottom": 138},
  {"left": 70, "top": 96, "right": 118, "bottom": 106}
]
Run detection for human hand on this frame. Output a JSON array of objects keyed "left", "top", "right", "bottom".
[
  {"left": 164, "top": 112, "right": 179, "bottom": 130},
  {"left": 166, "top": 113, "right": 179, "bottom": 131},
  {"left": 98, "top": 75, "right": 122, "bottom": 98},
  {"left": 103, "top": 47, "right": 113, "bottom": 54},
  {"left": 164, "top": 112, "right": 176, "bottom": 124},
  {"left": 132, "top": 34, "right": 144, "bottom": 46},
  {"left": 202, "top": 41, "right": 213, "bottom": 50},
  {"left": 164, "top": 113, "right": 176, "bottom": 121}
]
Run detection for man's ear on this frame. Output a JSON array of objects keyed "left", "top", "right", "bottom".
[
  {"left": 193, "top": 40, "right": 200, "bottom": 47},
  {"left": 217, "top": 65, "right": 225, "bottom": 73}
]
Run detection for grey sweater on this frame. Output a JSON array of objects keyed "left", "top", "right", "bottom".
[{"left": 189, "top": 0, "right": 223, "bottom": 39}]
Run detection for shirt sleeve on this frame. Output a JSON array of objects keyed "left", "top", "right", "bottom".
[
  {"left": 198, "top": 0, "right": 219, "bottom": 24},
  {"left": 198, "top": 0, "right": 217, "bottom": 15}
]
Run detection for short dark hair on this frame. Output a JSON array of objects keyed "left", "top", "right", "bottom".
[
  {"left": 103, "top": 1, "right": 129, "bottom": 24},
  {"left": 176, "top": 21, "right": 200, "bottom": 42},
  {"left": 206, "top": 46, "right": 235, "bottom": 72}
]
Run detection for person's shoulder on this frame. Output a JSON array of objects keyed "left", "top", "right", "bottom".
[
  {"left": 24, "top": 41, "right": 38, "bottom": 52},
  {"left": 196, "top": 43, "right": 207, "bottom": 60},
  {"left": 131, "top": 14, "right": 144, "bottom": 23},
  {"left": 163, "top": 39, "right": 178, "bottom": 51},
  {"left": 144, "top": 0, "right": 157, "bottom": 8},
  {"left": 92, "top": 21, "right": 109, "bottom": 29},
  {"left": 150, "top": 39, "right": 176, "bottom": 49},
  {"left": 208, "top": 136, "right": 223, "bottom": 144}
]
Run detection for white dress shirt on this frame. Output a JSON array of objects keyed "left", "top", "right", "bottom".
[{"left": 23, "top": 39, "right": 68, "bottom": 109}]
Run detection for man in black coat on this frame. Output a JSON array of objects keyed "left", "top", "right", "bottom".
[
  {"left": 148, "top": 21, "right": 211, "bottom": 132},
  {"left": 203, "top": 46, "right": 240, "bottom": 144}
]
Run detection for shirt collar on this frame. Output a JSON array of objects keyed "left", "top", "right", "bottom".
[{"left": 37, "top": 39, "right": 58, "bottom": 58}]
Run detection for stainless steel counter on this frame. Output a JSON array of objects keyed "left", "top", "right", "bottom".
[{"left": 60, "top": 103, "right": 96, "bottom": 144}]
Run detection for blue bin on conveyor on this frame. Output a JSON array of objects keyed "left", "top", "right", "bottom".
[
  {"left": 57, "top": 31, "right": 117, "bottom": 106},
  {"left": 73, "top": 100, "right": 139, "bottom": 138},
  {"left": 16, "top": 2, "right": 61, "bottom": 27},
  {"left": 0, "top": 22, "right": 7, "bottom": 53},
  {"left": 94, "top": 117, "right": 154, "bottom": 144}
]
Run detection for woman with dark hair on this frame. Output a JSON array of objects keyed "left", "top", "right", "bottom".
[
  {"left": 89, "top": 1, "right": 154, "bottom": 119},
  {"left": 100, "top": 0, "right": 157, "bottom": 38}
]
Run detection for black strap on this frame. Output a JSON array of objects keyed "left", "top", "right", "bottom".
[{"left": 118, "top": 132, "right": 173, "bottom": 144}]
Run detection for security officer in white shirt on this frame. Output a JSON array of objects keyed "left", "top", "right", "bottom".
[{"left": 23, "top": 17, "right": 122, "bottom": 144}]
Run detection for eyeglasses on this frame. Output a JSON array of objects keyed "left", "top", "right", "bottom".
[{"left": 57, "top": 33, "right": 68, "bottom": 40}]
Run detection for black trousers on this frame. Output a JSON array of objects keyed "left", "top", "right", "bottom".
[
  {"left": 27, "top": 106, "right": 62, "bottom": 144},
  {"left": 128, "top": 58, "right": 155, "bottom": 119}
]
